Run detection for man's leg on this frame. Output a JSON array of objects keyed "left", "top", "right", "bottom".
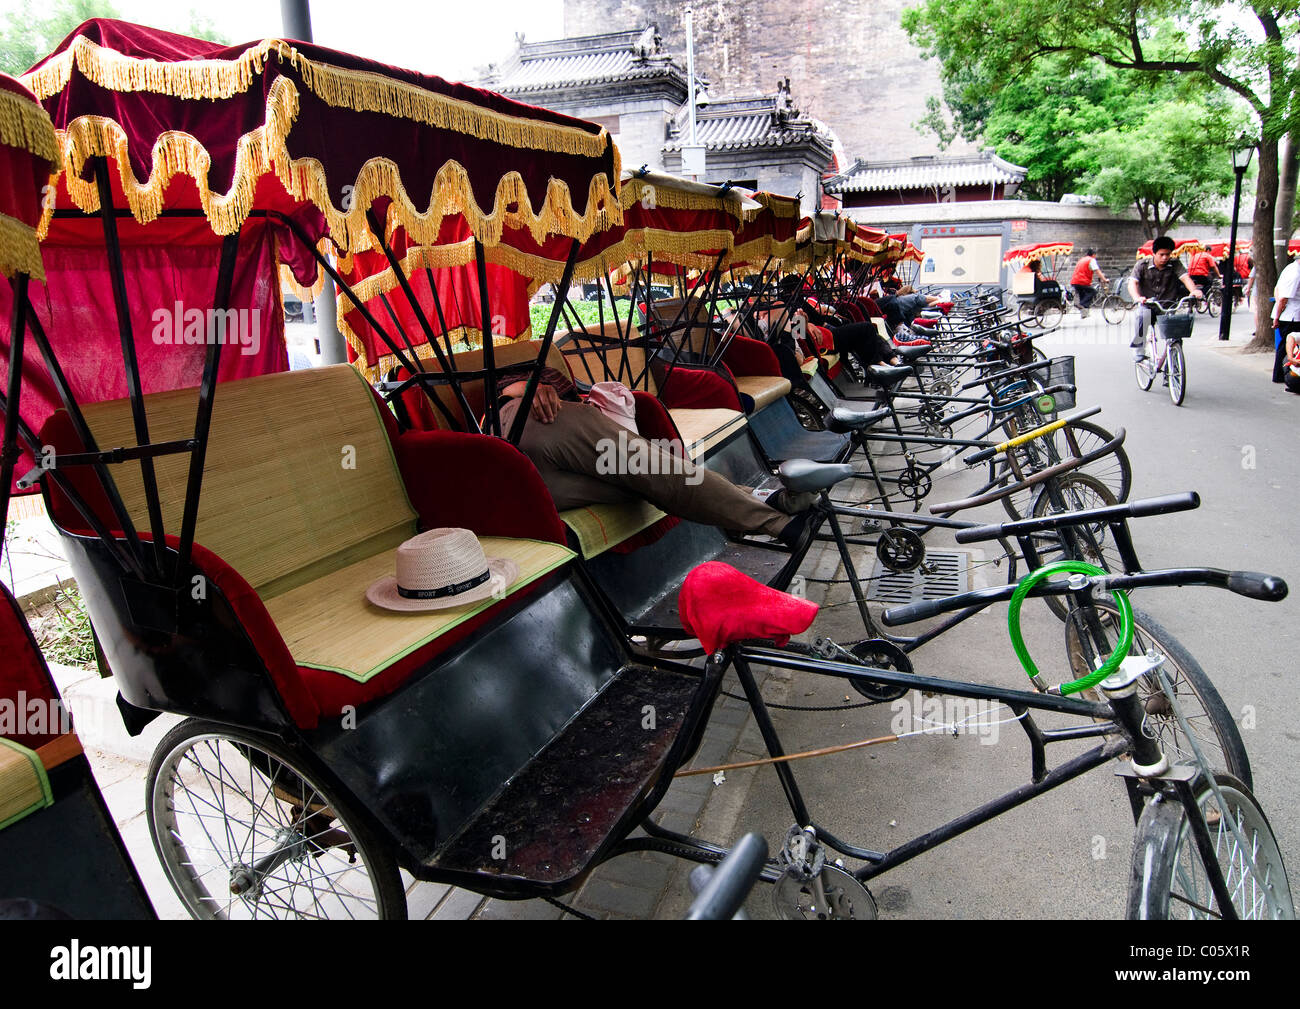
[
  {"left": 506, "top": 399, "right": 791, "bottom": 536},
  {"left": 1131, "top": 305, "right": 1153, "bottom": 360}
]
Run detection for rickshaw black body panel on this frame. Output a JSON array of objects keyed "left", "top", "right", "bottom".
[
  {"left": 304, "top": 568, "right": 719, "bottom": 897},
  {"left": 58, "top": 532, "right": 296, "bottom": 733},
  {"left": 0, "top": 755, "right": 156, "bottom": 919}
]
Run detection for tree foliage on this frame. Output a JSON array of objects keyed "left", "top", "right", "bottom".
[
  {"left": 0, "top": 0, "right": 229, "bottom": 76},
  {"left": 903, "top": 0, "right": 1299, "bottom": 346}
]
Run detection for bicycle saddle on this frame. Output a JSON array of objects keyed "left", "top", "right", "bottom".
[
  {"left": 894, "top": 343, "right": 929, "bottom": 362},
  {"left": 678, "top": 561, "right": 819, "bottom": 654},
  {"left": 824, "top": 406, "right": 891, "bottom": 434},
  {"left": 911, "top": 317, "right": 938, "bottom": 328},
  {"left": 868, "top": 364, "right": 914, "bottom": 384},
  {"left": 778, "top": 458, "right": 856, "bottom": 492}
]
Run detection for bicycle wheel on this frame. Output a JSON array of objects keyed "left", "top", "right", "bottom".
[
  {"left": 1206, "top": 289, "right": 1221, "bottom": 318},
  {"left": 1024, "top": 473, "right": 1120, "bottom": 619},
  {"left": 147, "top": 719, "right": 407, "bottom": 920},
  {"left": 1128, "top": 772, "right": 1293, "bottom": 919},
  {"left": 1064, "top": 603, "right": 1251, "bottom": 787},
  {"left": 1017, "top": 302, "right": 1037, "bottom": 329},
  {"left": 1101, "top": 296, "right": 1127, "bottom": 326},
  {"left": 1134, "top": 334, "right": 1156, "bottom": 391},
  {"left": 789, "top": 385, "right": 827, "bottom": 431},
  {"left": 999, "top": 419, "right": 1131, "bottom": 521},
  {"left": 1035, "top": 300, "right": 1063, "bottom": 329},
  {"left": 1168, "top": 341, "right": 1186, "bottom": 405}
]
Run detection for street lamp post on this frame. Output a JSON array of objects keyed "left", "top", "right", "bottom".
[{"left": 1219, "top": 139, "right": 1254, "bottom": 341}]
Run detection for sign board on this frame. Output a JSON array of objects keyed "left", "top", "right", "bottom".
[
  {"left": 1010, "top": 220, "right": 1028, "bottom": 232},
  {"left": 681, "top": 145, "right": 707, "bottom": 177},
  {"left": 918, "top": 235, "right": 1003, "bottom": 286}
]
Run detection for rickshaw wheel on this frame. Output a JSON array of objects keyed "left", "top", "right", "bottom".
[
  {"left": 147, "top": 719, "right": 407, "bottom": 920},
  {"left": 1035, "top": 300, "right": 1063, "bottom": 328}
]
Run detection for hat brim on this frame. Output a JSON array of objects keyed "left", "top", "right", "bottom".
[{"left": 365, "top": 557, "right": 520, "bottom": 613}]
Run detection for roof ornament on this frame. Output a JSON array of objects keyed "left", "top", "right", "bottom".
[
  {"left": 634, "top": 25, "right": 662, "bottom": 60},
  {"left": 774, "top": 77, "right": 798, "bottom": 123}
]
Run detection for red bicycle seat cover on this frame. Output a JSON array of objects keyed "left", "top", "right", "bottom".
[
  {"left": 936, "top": 301, "right": 954, "bottom": 313},
  {"left": 894, "top": 336, "right": 931, "bottom": 347},
  {"left": 679, "top": 562, "right": 819, "bottom": 653},
  {"left": 911, "top": 317, "right": 938, "bottom": 329}
]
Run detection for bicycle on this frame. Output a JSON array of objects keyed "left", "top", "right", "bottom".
[
  {"left": 680, "top": 528, "right": 1292, "bottom": 919},
  {"left": 1134, "top": 296, "right": 1196, "bottom": 406}
]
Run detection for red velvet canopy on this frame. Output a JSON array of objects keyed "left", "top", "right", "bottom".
[
  {"left": 0, "top": 75, "right": 60, "bottom": 281},
  {"left": 1135, "top": 238, "right": 1202, "bottom": 261}
]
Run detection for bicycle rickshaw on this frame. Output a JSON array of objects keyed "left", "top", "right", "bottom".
[
  {"left": 1004, "top": 241, "right": 1072, "bottom": 327},
  {"left": 2, "top": 20, "right": 1292, "bottom": 921},
  {"left": 0, "top": 71, "right": 156, "bottom": 919}
]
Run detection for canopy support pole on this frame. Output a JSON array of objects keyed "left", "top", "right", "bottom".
[
  {"left": 21, "top": 302, "right": 147, "bottom": 578},
  {"left": 507, "top": 241, "right": 580, "bottom": 446},
  {"left": 174, "top": 232, "right": 239, "bottom": 583},
  {"left": 96, "top": 159, "right": 168, "bottom": 579},
  {"left": 365, "top": 210, "right": 480, "bottom": 434},
  {"left": 1, "top": 274, "right": 28, "bottom": 554},
  {"left": 473, "top": 240, "right": 499, "bottom": 437}
]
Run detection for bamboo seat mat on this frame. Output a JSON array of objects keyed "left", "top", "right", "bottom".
[
  {"left": 668, "top": 408, "right": 747, "bottom": 460},
  {"left": 733, "top": 375, "right": 792, "bottom": 411},
  {"left": 0, "top": 738, "right": 51, "bottom": 830},
  {"left": 263, "top": 538, "right": 574, "bottom": 682},
  {"left": 560, "top": 499, "right": 666, "bottom": 559}
]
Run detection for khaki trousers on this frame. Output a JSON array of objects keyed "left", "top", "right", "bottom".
[{"left": 499, "top": 398, "right": 789, "bottom": 537}]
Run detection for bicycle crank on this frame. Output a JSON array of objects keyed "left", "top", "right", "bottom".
[
  {"left": 877, "top": 527, "right": 925, "bottom": 574},
  {"left": 773, "top": 826, "right": 877, "bottom": 920},
  {"left": 895, "top": 466, "right": 932, "bottom": 501}
]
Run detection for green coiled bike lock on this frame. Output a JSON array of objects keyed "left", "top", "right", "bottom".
[{"left": 1007, "top": 561, "right": 1133, "bottom": 695}]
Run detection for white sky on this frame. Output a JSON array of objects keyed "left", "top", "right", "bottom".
[{"left": 6, "top": 0, "right": 565, "bottom": 82}]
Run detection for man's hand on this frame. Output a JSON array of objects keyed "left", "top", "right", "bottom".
[{"left": 530, "top": 383, "right": 561, "bottom": 423}]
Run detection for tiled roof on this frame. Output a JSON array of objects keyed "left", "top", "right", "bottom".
[
  {"left": 825, "top": 152, "right": 1026, "bottom": 193},
  {"left": 488, "top": 27, "right": 686, "bottom": 94},
  {"left": 665, "top": 97, "right": 833, "bottom": 153}
]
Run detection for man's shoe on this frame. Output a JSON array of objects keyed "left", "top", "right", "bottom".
[
  {"left": 777, "top": 510, "right": 818, "bottom": 552},
  {"left": 766, "top": 488, "right": 818, "bottom": 515}
]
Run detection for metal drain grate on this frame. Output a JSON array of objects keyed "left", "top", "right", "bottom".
[{"left": 865, "top": 550, "right": 971, "bottom": 604}]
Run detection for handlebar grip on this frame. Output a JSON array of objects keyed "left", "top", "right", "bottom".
[
  {"left": 881, "top": 597, "right": 955, "bottom": 626},
  {"left": 964, "top": 445, "right": 997, "bottom": 464},
  {"left": 1226, "top": 571, "right": 1289, "bottom": 602},
  {"left": 953, "top": 522, "right": 1001, "bottom": 544},
  {"left": 685, "top": 833, "right": 768, "bottom": 920},
  {"left": 1126, "top": 491, "right": 1201, "bottom": 518}
]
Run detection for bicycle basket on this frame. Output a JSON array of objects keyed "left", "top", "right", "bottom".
[
  {"left": 1043, "top": 355, "right": 1076, "bottom": 410},
  {"left": 1157, "top": 312, "right": 1194, "bottom": 342}
]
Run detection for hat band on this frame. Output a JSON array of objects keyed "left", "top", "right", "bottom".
[{"left": 397, "top": 568, "right": 491, "bottom": 600}]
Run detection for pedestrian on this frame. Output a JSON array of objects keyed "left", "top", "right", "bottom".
[
  {"left": 1069, "top": 248, "right": 1108, "bottom": 318},
  {"left": 1270, "top": 255, "right": 1300, "bottom": 383},
  {"left": 1129, "top": 236, "right": 1202, "bottom": 361},
  {"left": 1186, "top": 246, "right": 1220, "bottom": 299}
]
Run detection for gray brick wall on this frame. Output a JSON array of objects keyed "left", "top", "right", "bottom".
[{"left": 564, "top": 0, "right": 975, "bottom": 164}]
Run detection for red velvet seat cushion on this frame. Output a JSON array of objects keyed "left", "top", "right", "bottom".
[{"left": 679, "top": 561, "right": 818, "bottom": 653}]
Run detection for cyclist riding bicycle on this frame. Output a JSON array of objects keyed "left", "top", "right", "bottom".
[
  {"left": 1129, "top": 236, "right": 1203, "bottom": 362},
  {"left": 1069, "top": 248, "right": 1108, "bottom": 318}
]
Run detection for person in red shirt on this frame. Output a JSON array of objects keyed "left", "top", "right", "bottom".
[
  {"left": 1069, "top": 248, "right": 1108, "bottom": 318},
  {"left": 1187, "top": 248, "right": 1220, "bottom": 297}
]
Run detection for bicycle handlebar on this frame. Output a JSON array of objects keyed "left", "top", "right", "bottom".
[
  {"left": 880, "top": 565, "right": 1289, "bottom": 627},
  {"left": 685, "top": 833, "right": 768, "bottom": 920},
  {"left": 963, "top": 405, "right": 1103, "bottom": 464},
  {"left": 953, "top": 492, "right": 1200, "bottom": 543}
]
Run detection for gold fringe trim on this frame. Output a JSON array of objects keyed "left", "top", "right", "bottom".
[
  {"left": 753, "top": 193, "right": 800, "bottom": 219},
  {"left": 22, "top": 34, "right": 611, "bottom": 161},
  {"left": 618, "top": 177, "right": 750, "bottom": 222},
  {"left": 337, "top": 309, "right": 534, "bottom": 383},
  {"left": 0, "top": 87, "right": 61, "bottom": 170},
  {"left": 0, "top": 212, "right": 45, "bottom": 280},
  {"left": 39, "top": 75, "right": 622, "bottom": 252},
  {"left": 278, "top": 260, "right": 328, "bottom": 302}
]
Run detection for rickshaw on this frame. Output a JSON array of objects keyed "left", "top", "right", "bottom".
[
  {"left": 0, "top": 72, "right": 155, "bottom": 919},
  {"left": 4, "top": 21, "right": 1292, "bottom": 922},
  {"left": 1004, "top": 242, "right": 1072, "bottom": 328}
]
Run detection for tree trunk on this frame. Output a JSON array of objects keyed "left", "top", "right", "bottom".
[
  {"left": 1273, "top": 132, "right": 1299, "bottom": 270},
  {"left": 1246, "top": 139, "right": 1280, "bottom": 352}
]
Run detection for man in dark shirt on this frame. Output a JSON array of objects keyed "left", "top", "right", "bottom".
[{"left": 1128, "top": 236, "right": 1203, "bottom": 361}]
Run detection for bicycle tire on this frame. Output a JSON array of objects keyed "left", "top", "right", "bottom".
[
  {"left": 1064, "top": 603, "right": 1251, "bottom": 788},
  {"left": 1134, "top": 333, "right": 1156, "bottom": 391},
  {"left": 1017, "top": 302, "right": 1037, "bottom": 329},
  {"left": 1101, "top": 296, "right": 1126, "bottom": 326},
  {"left": 789, "top": 385, "right": 827, "bottom": 431},
  {"left": 1025, "top": 473, "right": 1121, "bottom": 619},
  {"left": 1035, "top": 300, "right": 1063, "bottom": 329},
  {"left": 998, "top": 419, "right": 1132, "bottom": 521},
  {"left": 1168, "top": 341, "right": 1186, "bottom": 405},
  {"left": 147, "top": 718, "right": 407, "bottom": 920},
  {"left": 1128, "top": 772, "right": 1292, "bottom": 919},
  {"left": 1206, "top": 289, "right": 1221, "bottom": 318}
]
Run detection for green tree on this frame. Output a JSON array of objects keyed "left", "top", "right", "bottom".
[
  {"left": 1, "top": 0, "right": 228, "bottom": 76},
  {"left": 903, "top": 0, "right": 1300, "bottom": 349},
  {"left": 1074, "top": 99, "right": 1247, "bottom": 235}
]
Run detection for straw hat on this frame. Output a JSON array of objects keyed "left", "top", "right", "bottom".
[{"left": 366, "top": 528, "right": 519, "bottom": 612}]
